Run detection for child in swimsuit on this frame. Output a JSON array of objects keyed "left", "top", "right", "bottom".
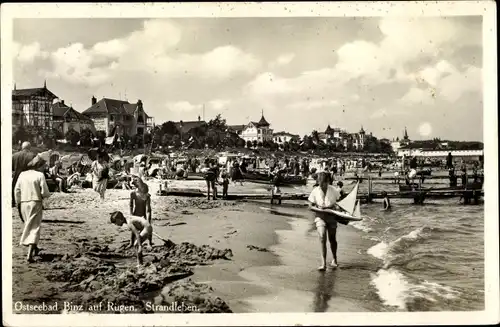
[
  {"left": 110, "top": 211, "right": 153, "bottom": 265},
  {"left": 382, "top": 191, "right": 391, "bottom": 211},
  {"left": 130, "top": 178, "right": 152, "bottom": 223}
]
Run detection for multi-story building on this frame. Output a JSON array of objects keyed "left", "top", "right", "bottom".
[
  {"left": 273, "top": 131, "right": 300, "bottom": 144},
  {"left": 240, "top": 113, "right": 273, "bottom": 143},
  {"left": 52, "top": 100, "right": 95, "bottom": 135},
  {"left": 321, "top": 125, "right": 366, "bottom": 150},
  {"left": 12, "top": 82, "right": 57, "bottom": 132},
  {"left": 391, "top": 127, "right": 411, "bottom": 153},
  {"left": 82, "top": 96, "right": 154, "bottom": 137}
]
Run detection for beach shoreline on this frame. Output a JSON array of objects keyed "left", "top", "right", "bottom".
[{"left": 11, "top": 184, "right": 384, "bottom": 314}]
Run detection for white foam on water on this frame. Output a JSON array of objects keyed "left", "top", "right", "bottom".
[
  {"left": 367, "top": 241, "right": 389, "bottom": 260},
  {"left": 350, "top": 219, "right": 373, "bottom": 233},
  {"left": 367, "top": 227, "right": 429, "bottom": 262},
  {"left": 370, "top": 268, "right": 409, "bottom": 310},
  {"left": 410, "top": 280, "right": 461, "bottom": 301}
]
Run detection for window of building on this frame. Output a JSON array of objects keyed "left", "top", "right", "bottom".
[{"left": 110, "top": 115, "right": 114, "bottom": 122}]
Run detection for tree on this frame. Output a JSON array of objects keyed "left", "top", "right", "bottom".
[
  {"left": 161, "top": 121, "right": 180, "bottom": 136},
  {"left": 79, "top": 128, "right": 94, "bottom": 147},
  {"left": 289, "top": 139, "right": 300, "bottom": 152},
  {"left": 161, "top": 133, "right": 171, "bottom": 147},
  {"left": 143, "top": 132, "right": 152, "bottom": 145},
  {"left": 252, "top": 140, "right": 258, "bottom": 148},
  {"left": 236, "top": 138, "right": 246, "bottom": 148},
  {"left": 311, "top": 130, "right": 321, "bottom": 145},
  {"left": 207, "top": 114, "right": 227, "bottom": 132},
  {"left": 246, "top": 140, "right": 252, "bottom": 149},
  {"left": 257, "top": 141, "right": 263, "bottom": 148},
  {"left": 172, "top": 135, "right": 181, "bottom": 148},
  {"left": 12, "top": 126, "right": 29, "bottom": 144},
  {"left": 65, "top": 128, "right": 80, "bottom": 146},
  {"left": 283, "top": 141, "right": 290, "bottom": 152},
  {"left": 269, "top": 141, "right": 279, "bottom": 151}
]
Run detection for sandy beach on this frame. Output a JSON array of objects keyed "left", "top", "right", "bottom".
[{"left": 11, "top": 180, "right": 384, "bottom": 314}]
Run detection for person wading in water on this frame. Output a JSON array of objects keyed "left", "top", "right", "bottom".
[{"left": 308, "top": 172, "right": 341, "bottom": 271}]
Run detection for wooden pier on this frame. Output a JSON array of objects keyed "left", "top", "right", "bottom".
[{"left": 158, "top": 187, "right": 483, "bottom": 204}]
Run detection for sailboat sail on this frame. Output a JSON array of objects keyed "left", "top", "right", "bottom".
[
  {"left": 337, "top": 182, "right": 359, "bottom": 215},
  {"left": 353, "top": 200, "right": 361, "bottom": 218}
]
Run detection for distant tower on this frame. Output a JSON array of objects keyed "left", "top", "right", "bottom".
[
  {"left": 359, "top": 125, "right": 366, "bottom": 148},
  {"left": 403, "top": 126, "right": 409, "bottom": 140},
  {"left": 13, "top": 82, "right": 16, "bottom": 90},
  {"left": 43, "top": 80, "right": 47, "bottom": 88}
]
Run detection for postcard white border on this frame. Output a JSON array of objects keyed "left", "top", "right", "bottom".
[{"left": 1, "top": 1, "right": 498, "bottom": 326}]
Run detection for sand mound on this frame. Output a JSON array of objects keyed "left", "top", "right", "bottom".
[
  {"left": 147, "top": 240, "right": 234, "bottom": 265},
  {"left": 41, "top": 238, "right": 233, "bottom": 313}
]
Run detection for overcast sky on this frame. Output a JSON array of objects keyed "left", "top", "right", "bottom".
[{"left": 13, "top": 16, "right": 483, "bottom": 141}]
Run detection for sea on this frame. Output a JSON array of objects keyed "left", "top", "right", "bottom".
[{"left": 238, "top": 174, "right": 484, "bottom": 312}]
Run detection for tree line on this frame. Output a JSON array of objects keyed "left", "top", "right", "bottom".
[{"left": 12, "top": 114, "right": 395, "bottom": 154}]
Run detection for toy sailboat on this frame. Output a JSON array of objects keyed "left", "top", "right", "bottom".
[{"left": 323, "top": 182, "right": 363, "bottom": 222}]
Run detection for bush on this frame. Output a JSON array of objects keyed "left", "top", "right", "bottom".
[{"left": 65, "top": 129, "right": 80, "bottom": 146}]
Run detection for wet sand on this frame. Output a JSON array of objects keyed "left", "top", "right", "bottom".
[{"left": 11, "top": 181, "right": 380, "bottom": 313}]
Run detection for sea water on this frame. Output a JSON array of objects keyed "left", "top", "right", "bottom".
[
  {"left": 357, "top": 199, "right": 484, "bottom": 311},
  {"left": 241, "top": 182, "right": 484, "bottom": 312}
]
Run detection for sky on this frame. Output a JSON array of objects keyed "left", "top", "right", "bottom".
[{"left": 12, "top": 16, "right": 483, "bottom": 141}]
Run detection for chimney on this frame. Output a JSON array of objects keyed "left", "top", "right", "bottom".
[
  {"left": 61, "top": 100, "right": 65, "bottom": 105},
  {"left": 91, "top": 96, "right": 97, "bottom": 106},
  {"left": 137, "top": 99, "right": 143, "bottom": 110},
  {"left": 198, "top": 115, "right": 201, "bottom": 121}
]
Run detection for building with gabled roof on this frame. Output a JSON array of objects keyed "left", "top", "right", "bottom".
[
  {"left": 82, "top": 96, "right": 154, "bottom": 137},
  {"left": 52, "top": 100, "right": 95, "bottom": 135},
  {"left": 12, "top": 82, "right": 58, "bottom": 132},
  {"left": 174, "top": 119, "right": 207, "bottom": 135},
  {"left": 241, "top": 111, "right": 273, "bottom": 143}
]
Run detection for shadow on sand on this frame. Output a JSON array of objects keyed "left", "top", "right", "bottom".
[{"left": 312, "top": 270, "right": 337, "bottom": 312}]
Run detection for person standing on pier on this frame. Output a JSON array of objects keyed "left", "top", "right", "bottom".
[{"left": 308, "top": 172, "right": 341, "bottom": 271}]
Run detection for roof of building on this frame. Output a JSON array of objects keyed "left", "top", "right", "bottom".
[
  {"left": 228, "top": 125, "right": 246, "bottom": 132},
  {"left": 83, "top": 98, "right": 150, "bottom": 118},
  {"left": 52, "top": 102, "right": 71, "bottom": 118},
  {"left": 325, "top": 125, "right": 333, "bottom": 134},
  {"left": 53, "top": 101, "right": 93, "bottom": 121},
  {"left": 175, "top": 120, "right": 207, "bottom": 134},
  {"left": 258, "top": 115, "right": 270, "bottom": 127},
  {"left": 273, "top": 131, "right": 299, "bottom": 137},
  {"left": 12, "top": 87, "right": 58, "bottom": 100}
]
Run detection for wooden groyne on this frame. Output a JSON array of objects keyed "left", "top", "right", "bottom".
[{"left": 158, "top": 187, "right": 483, "bottom": 205}]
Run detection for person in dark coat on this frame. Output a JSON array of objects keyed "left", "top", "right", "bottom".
[{"left": 12, "top": 142, "right": 37, "bottom": 207}]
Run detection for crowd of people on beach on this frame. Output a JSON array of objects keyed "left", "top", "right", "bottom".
[{"left": 12, "top": 142, "right": 484, "bottom": 268}]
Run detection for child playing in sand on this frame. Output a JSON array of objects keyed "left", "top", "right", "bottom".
[
  {"left": 110, "top": 211, "right": 153, "bottom": 265},
  {"left": 130, "top": 177, "right": 152, "bottom": 223}
]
